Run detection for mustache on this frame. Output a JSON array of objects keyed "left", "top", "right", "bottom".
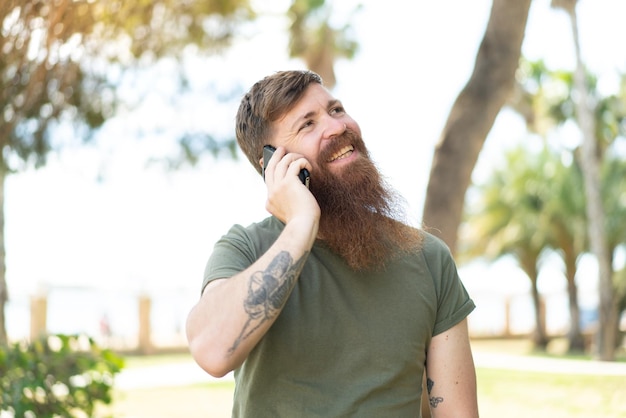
[{"left": 317, "top": 128, "right": 366, "bottom": 165}]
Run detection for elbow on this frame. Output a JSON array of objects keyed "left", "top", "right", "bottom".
[
  {"left": 185, "top": 294, "right": 243, "bottom": 378},
  {"left": 199, "top": 360, "right": 233, "bottom": 379},
  {"left": 187, "top": 334, "right": 239, "bottom": 378}
]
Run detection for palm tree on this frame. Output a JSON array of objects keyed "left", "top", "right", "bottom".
[
  {"left": 511, "top": 57, "right": 626, "bottom": 357},
  {"left": 548, "top": 154, "right": 626, "bottom": 352},
  {"left": 496, "top": 59, "right": 590, "bottom": 352},
  {"left": 544, "top": 157, "right": 587, "bottom": 351},
  {"left": 460, "top": 146, "right": 560, "bottom": 349},
  {"left": 601, "top": 156, "right": 626, "bottom": 347},
  {"left": 552, "top": 0, "right": 618, "bottom": 360}
]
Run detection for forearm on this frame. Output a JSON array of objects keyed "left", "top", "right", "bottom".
[{"left": 186, "top": 217, "right": 318, "bottom": 377}]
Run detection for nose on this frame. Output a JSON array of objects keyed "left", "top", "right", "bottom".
[{"left": 323, "top": 117, "right": 347, "bottom": 140}]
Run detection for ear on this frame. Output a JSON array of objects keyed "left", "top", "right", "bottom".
[{"left": 259, "top": 157, "right": 265, "bottom": 170}]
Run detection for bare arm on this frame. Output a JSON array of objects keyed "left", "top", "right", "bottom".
[
  {"left": 425, "top": 318, "right": 479, "bottom": 418},
  {"left": 186, "top": 148, "right": 318, "bottom": 377}
]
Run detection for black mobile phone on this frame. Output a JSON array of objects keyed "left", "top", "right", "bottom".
[{"left": 263, "top": 145, "right": 310, "bottom": 189}]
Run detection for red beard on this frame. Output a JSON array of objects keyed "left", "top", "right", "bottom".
[{"left": 309, "top": 129, "right": 422, "bottom": 271}]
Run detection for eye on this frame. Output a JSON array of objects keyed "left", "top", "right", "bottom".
[
  {"left": 298, "top": 120, "right": 314, "bottom": 132},
  {"left": 330, "top": 105, "right": 345, "bottom": 116}
]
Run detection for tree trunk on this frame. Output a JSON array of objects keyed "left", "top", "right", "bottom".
[
  {"left": 521, "top": 258, "right": 549, "bottom": 349},
  {"left": 563, "top": 250, "right": 585, "bottom": 352},
  {"left": 422, "top": 0, "right": 532, "bottom": 254},
  {"left": 421, "top": 2, "right": 532, "bottom": 414},
  {"left": 530, "top": 283, "right": 548, "bottom": 350},
  {"left": 557, "top": 0, "right": 618, "bottom": 360},
  {"left": 0, "top": 167, "right": 7, "bottom": 345}
]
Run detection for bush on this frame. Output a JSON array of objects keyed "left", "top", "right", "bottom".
[{"left": 0, "top": 333, "right": 124, "bottom": 417}]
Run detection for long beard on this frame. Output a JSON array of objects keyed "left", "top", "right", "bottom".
[{"left": 309, "top": 129, "right": 422, "bottom": 271}]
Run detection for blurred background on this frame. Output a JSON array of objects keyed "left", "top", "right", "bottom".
[{"left": 2, "top": 0, "right": 625, "bottom": 362}]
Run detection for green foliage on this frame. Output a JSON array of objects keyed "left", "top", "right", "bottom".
[
  {"left": 0, "top": 0, "right": 254, "bottom": 172},
  {"left": 492, "top": 58, "right": 626, "bottom": 273},
  {"left": 287, "top": 0, "right": 360, "bottom": 87},
  {"left": 514, "top": 58, "right": 626, "bottom": 155},
  {"left": 461, "top": 145, "right": 558, "bottom": 263},
  {"left": 0, "top": 333, "right": 124, "bottom": 417},
  {"left": 0, "top": 0, "right": 257, "bottom": 347},
  {"left": 463, "top": 144, "right": 626, "bottom": 265}
]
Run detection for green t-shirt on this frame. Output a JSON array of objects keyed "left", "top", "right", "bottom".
[{"left": 203, "top": 216, "right": 475, "bottom": 417}]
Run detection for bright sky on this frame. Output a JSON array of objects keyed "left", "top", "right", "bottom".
[{"left": 6, "top": 0, "right": 626, "bottom": 305}]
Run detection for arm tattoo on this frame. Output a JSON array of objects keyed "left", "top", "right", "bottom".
[
  {"left": 427, "top": 377, "right": 444, "bottom": 408},
  {"left": 228, "top": 251, "right": 308, "bottom": 354}
]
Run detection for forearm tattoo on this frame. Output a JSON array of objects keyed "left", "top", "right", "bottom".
[
  {"left": 427, "top": 377, "right": 444, "bottom": 408},
  {"left": 228, "top": 251, "right": 308, "bottom": 354}
]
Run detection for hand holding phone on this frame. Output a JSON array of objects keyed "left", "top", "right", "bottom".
[{"left": 262, "top": 145, "right": 310, "bottom": 189}]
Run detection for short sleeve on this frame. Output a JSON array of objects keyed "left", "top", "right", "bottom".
[
  {"left": 422, "top": 233, "right": 475, "bottom": 336},
  {"left": 201, "top": 224, "right": 258, "bottom": 293}
]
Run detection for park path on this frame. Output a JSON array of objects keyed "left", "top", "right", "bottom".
[
  {"left": 115, "top": 361, "right": 233, "bottom": 390},
  {"left": 472, "top": 350, "right": 626, "bottom": 376}
]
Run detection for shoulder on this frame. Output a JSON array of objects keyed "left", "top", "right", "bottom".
[
  {"left": 213, "top": 217, "right": 285, "bottom": 261},
  {"left": 419, "top": 230, "right": 454, "bottom": 260},
  {"left": 415, "top": 231, "right": 461, "bottom": 289},
  {"left": 202, "top": 217, "right": 282, "bottom": 291}
]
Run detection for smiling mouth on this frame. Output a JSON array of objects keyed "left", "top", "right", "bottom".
[{"left": 328, "top": 145, "right": 354, "bottom": 162}]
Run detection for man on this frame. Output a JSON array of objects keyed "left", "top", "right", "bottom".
[{"left": 186, "top": 70, "right": 479, "bottom": 417}]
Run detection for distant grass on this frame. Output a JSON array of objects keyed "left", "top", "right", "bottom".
[
  {"left": 99, "top": 381, "right": 235, "bottom": 418},
  {"left": 471, "top": 338, "right": 626, "bottom": 417},
  {"left": 471, "top": 336, "right": 626, "bottom": 362},
  {"left": 477, "top": 368, "right": 626, "bottom": 418},
  {"left": 104, "top": 368, "right": 625, "bottom": 418},
  {"left": 104, "top": 339, "right": 626, "bottom": 418},
  {"left": 121, "top": 352, "right": 194, "bottom": 368}
]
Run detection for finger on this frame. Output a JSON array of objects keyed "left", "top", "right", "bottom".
[{"left": 264, "top": 147, "right": 287, "bottom": 183}]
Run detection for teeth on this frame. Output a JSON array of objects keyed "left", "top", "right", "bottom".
[{"left": 328, "top": 145, "right": 354, "bottom": 162}]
